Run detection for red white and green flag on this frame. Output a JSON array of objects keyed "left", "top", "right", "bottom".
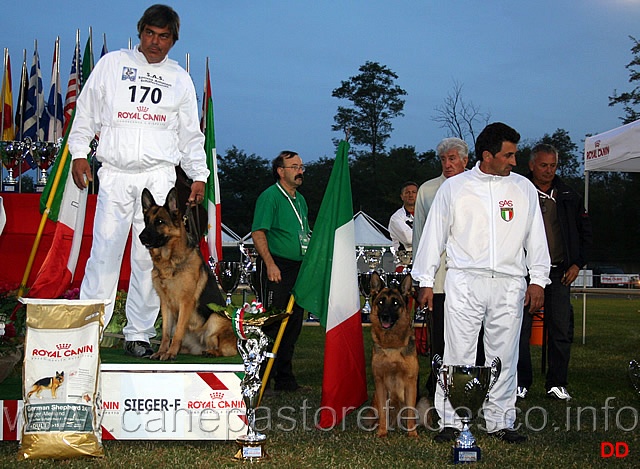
[
  {"left": 202, "top": 59, "right": 222, "bottom": 263},
  {"left": 291, "top": 140, "right": 367, "bottom": 428},
  {"left": 28, "top": 110, "right": 88, "bottom": 299}
]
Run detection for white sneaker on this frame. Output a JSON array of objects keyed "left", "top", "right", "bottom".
[
  {"left": 547, "top": 386, "right": 572, "bottom": 401},
  {"left": 516, "top": 386, "right": 528, "bottom": 399}
]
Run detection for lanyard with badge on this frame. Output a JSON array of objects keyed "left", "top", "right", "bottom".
[{"left": 276, "top": 182, "right": 310, "bottom": 255}]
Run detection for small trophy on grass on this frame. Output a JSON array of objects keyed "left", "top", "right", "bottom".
[{"left": 433, "top": 354, "right": 501, "bottom": 464}]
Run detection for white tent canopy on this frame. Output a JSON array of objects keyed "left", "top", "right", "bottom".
[
  {"left": 221, "top": 223, "right": 241, "bottom": 246},
  {"left": 584, "top": 119, "right": 640, "bottom": 172},
  {"left": 353, "top": 211, "right": 392, "bottom": 247},
  {"left": 240, "top": 211, "right": 392, "bottom": 248}
]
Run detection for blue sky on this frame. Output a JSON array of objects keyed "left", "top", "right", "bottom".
[{"left": 3, "top": 0, "right": 640, "bottom": 162}]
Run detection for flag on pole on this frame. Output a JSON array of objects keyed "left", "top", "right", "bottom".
[
  {"left": 203, "top": 59, "right": 222, "bottom": 263},
  {"left": 2, "top": 50, "right": 14, "bottom": 141},
  {"left": 100, "top": 34, "right": 108, "bottom": 58},
  {"left": 291, "top": 140, "right": 367, "bottom": 428},
  {"left": 23, "top": 44, "right": 48, "bottom": 145},
  {"left": 81, "top": 32, "right": 94, "bottom": 86},
  {"left": 28, "top": 112, "right": 88, "bottom": 299},
  {"left": 62, "top": 33, "right": 81, "bottom": 135},
  {"left": 46, "top": 38, "right": 63, "bottom": 142},
  {"left": 14, "top": 51, "right": 28, "bottom": 141}
]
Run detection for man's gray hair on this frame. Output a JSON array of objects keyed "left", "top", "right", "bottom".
[
  {"left": 436, "top": 137, "right": 469, "bottom": 159},
  {"left": 530, "top": 143, "right": 558, "bottom": 162}
]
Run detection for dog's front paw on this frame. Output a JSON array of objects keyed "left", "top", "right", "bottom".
[
  {"left": 376, "top": 429, "right": 388, "bottom": 438},
  {"left": 150, "top": 351, "right": 176, "bottom": 361}
]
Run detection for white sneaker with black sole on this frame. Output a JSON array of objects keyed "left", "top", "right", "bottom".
[{"left": 547, "top": 386, "right": 572, "bottom": 401}]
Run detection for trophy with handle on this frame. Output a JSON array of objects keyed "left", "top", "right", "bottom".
[
  {"left": 0, "top": 141, "right": 22, "bottom": 192},
  {"left": 239, "top": 243, "right": 260, "bottom": 301},
  {"left": 228, "top": 301, "right": 288, "bottom": 461},
  {"left": 217, "top": 261, "right": 241, "bottom": 305},
  {"left": 433, "top": 354, "right": 501, "bottom": 464}
]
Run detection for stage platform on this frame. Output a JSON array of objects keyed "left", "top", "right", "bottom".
[{"left": 1, "top": 349, "right": 246, "bottom": 441}]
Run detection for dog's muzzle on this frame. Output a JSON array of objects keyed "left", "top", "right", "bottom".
[{"left": 139, "top": 229, "right": 168, "bottom": 249}]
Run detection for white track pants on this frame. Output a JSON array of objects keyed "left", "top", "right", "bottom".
[
  {"left": 80, "top": 165, "right": 176, "bottom": 342},
  {"left": 434, "top": 269, "right": 525, "bottom": 433}
]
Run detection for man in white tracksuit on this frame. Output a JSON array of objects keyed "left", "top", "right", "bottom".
[
  {"left": 412, "top": 122, "right": 550, "bottom": 443},
  {"left": 69, "top": 5, "right": 209, "bottom": 357}
]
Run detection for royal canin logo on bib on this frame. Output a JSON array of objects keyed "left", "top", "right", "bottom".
[
  {"left": 122, "top": 66, "right": 137, "bottom": 81},
  {"left": 499, "top": 199, "right": 514, "bottom": 222}
]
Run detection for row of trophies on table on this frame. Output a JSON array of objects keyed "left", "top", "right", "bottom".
[
  {"left": 215, "top": 244, "right": 414, "bottom": 322},
  {"left": 1, "top": 139, "right": 61, "bottom": 191}
]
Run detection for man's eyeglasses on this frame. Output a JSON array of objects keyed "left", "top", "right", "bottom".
[{"left": 282, "top": 165, "right": 306, "bottom": 173}]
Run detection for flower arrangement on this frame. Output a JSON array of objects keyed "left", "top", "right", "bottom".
[{"left": 0, "top": 282, "right": 25, "bottom": 382}]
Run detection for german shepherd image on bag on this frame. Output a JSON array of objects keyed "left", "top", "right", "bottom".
[
  {"left": 27, "top": 371, "right": 64, "bottom": 399},
  {"left": 140, "top": 187, "right": 237, "bottom": 361},
  {"left": 369, "top": 272, "right": 419, "bottom": 437}
]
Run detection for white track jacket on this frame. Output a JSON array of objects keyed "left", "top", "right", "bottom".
[
  {"left": 68, "top": 46, "right": 208, "bottom": 182},
  {"left": 412, "top": 162, "right": 550, "bottom": 289}
]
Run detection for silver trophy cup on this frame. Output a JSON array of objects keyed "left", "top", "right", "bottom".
[
  {"left": 228, "top": 302, "right": 288, "bottom": 461},
  {"left": 433, "top": 354, "right": 501, "bottom": 464},
  {"left": 217, "top": 261, "right": 241, "bottom": 305}
]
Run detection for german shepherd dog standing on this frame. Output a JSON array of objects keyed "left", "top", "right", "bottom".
[
  {"left": 27, "top": 371, "right": 64, "bottom": 399},
  {"left": 369, "top": 272, "right": 420, "bottom": 437},
  {"left": 139, "top": 187, "right": 237, "bottom": 361}
]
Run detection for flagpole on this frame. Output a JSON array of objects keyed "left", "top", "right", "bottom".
[
  {"left": 17, "top": 140, "right": 72, "bottom": 296},
  {"left": 16, "top": 49, "right": 26, "bottom": 140},
  {"left": 33, "top": 39, "right": 40, "bottom": 141},
  {"left": 53, "top": 37, "right": 60, "bottom": 141},
  {"left": 257, "top": 295, "right": 295, "bottom": 405}
]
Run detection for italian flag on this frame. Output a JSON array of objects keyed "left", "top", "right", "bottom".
[
  {"left": 202, "top": 59, "right": 222, "bottom": 263},
  {"left": 28, "top": 115, "right": 88, "bottom": 299},
  {"left": 291, "top": 140, "right": 368, "bottom": 428}
]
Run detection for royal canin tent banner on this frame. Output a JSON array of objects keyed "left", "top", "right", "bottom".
[{"left": 584, "top": 118, "right": 640, "bottom": 172}]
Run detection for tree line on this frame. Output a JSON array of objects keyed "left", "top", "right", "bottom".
[{"left": 222, "top": 35, "right": 640, "bottom": 272}]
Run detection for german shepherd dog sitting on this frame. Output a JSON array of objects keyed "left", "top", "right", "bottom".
[
  {"left": 140, "top": 187, "right": 237, "bottom": 361},
  {"left": 27, "top": 371, "right": 64, "bottom": 399},
  {"left": 369, "top": 272, "right": 419, "bottom": 437}
]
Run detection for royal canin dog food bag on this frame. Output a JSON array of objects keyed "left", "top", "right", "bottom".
[{"left": 18, "top": 299, "right": 104, "bottom": 460}]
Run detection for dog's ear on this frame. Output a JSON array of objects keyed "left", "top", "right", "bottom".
[
  {"left": 370, "top": 271, "right": 384, "bottom": 298},
  {"left": 165, "top": 187, "right": 179, "bottom": 213},
  {"left": 400, "top": 273, "right": 413, "bottom": 299},
  {"left": 141, "top": 188, "right": 155, "bottom": 214}
]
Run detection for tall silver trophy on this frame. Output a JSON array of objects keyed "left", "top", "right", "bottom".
[
  {"left": 217, "top": 261, "right": 241, "bottom": 305},
  {"left": 357, "top": 246, "right": 386, "bottom": 322},
  {"left": 229, "top": 301, "right": 286, "bottom": 462},
  {"left": 433, "top": 354, "right": 501, "bottom": 464},
  {"left": 239, "top": 243, "right": 260, "bottom": 301}
]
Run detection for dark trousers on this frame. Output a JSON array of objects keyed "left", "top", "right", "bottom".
[
  {"left": 424, "top": 293, "right": 485, "bottom": 399},
  {"left": 257, "top": 255, "right": 304, "bottom": 390},
  {"left": 518, "top": 269, "right": 572, "bottom": 390}
]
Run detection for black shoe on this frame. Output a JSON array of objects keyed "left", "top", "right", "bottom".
[
  {"left": 433, "top": 426, "right": 460, "bottom": 443},
  {"left": 488, "top": 428, "right": 527, "bottom": 444},
  {"left": 124, "top": 340, "right": 153, "bottom": 357}
]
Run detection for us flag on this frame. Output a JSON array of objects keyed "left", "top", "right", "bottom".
[{"left": 62, "top": 34, "right": 82, "bottom": 135}]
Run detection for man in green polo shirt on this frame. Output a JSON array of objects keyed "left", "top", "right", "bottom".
[{"left": 251, "top": 150, "right": 311, "bottom": 393}]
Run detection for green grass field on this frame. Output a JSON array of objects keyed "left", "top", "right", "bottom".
[{"left": 1, "top": 295, "right": 639, "bottom": 467}]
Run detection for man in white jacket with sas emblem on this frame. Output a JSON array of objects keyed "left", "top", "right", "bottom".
[{"left": 412, "top": 122, "right": 550, "bottom": 444}]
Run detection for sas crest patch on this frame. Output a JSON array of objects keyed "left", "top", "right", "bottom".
[{"left": 500, "top": 206, "right": 514, "bottom": 222}]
